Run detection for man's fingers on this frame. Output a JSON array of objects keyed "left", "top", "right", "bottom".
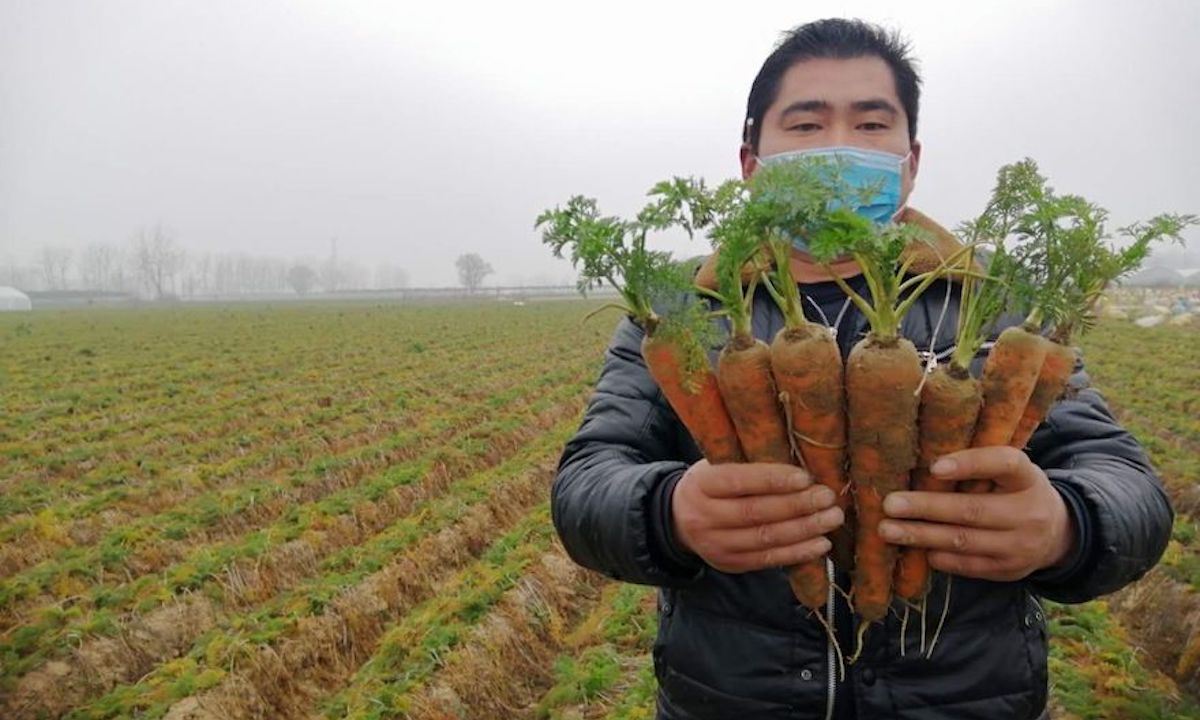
[
  {"left": 876, "top": 519, "right": 1013, "bottom": 557},
  {"left": 710, "top": 485, "right": 837, "bottom": 528},
  {"left": 713, "top": 536, "right": 832, "bottom": 574},
  {"left": 927, "top": 551, "right": 1028, "bottom": 582},
  {"left": 709, "top": 507, "right": 844, "bottom": 553},
  {"left": 700, "top": 463, "right": 812, "bottom": 498},
  {"left": 882, "top": 490, "right": 1015, "bottom": 529},
  {"left": 929, "top": 446, "right": 1037, "bottom": 491}
]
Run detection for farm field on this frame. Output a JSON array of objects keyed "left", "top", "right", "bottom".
[{"left": 0, "top": 301, "right": 1197, "bottom": 719}]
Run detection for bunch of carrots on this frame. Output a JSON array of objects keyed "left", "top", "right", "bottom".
[{"left": 537, "top": 157, "right": 1196, "bottom": 664}]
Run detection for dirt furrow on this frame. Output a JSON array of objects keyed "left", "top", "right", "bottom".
[
  {"left": 0, "top": 334, "right": 567, "bottom": 573},
  {"left": 3, "top": 402, "right": 583, "bottom": 718},
  {"left": 153, "top": 469, "right": 572, "bottom": 720}
]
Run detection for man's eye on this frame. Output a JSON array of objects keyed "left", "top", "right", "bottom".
[
  {"left": 789, "top": 123, "right": 821, "bottom": 132},
  {"left": 859, "top": 123, "right": 888, "bottom": 131}
]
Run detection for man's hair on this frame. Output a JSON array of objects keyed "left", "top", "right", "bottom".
[{"left": 743, "top": 18, "right": 921, "bottom": 150}]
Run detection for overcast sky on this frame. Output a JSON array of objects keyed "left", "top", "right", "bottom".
[{"left": 1, "top": 0, "right": 1197, "bottom": 287}]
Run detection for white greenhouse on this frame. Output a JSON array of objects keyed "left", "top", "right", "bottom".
[{"left": 0, "top": 286, "right": 32, "bottom": 311}]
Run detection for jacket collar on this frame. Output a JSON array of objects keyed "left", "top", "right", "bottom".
[{"left": 693, "top": 206, "right": 972, "bottom": 290}]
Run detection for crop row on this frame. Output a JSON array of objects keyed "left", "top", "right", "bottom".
[
  {"left": 0, "top": 329, "right": 587, "bottom": 581},
  {"left": 2, "top": 377, "right": 590, "bottom": 711},
  {"left": 1, "top": 303, "right": 532, "bottom": 425},
  {"left": 0, "top": 354, "right": 586, "bottom": 629},
  {"left": 1046, "top": 599, "right": 1199, "bottom": 718},
  {"left": 529, "top": 582, "right": 659, "bottom": 720},
  {"left": 0, "top": 305, "right": 593, "bottom": 520},
  {"left": 0, "top": 300, "right": 615, "bottom": 718},
  {"left": 1080, "top": 322, "right": 1198, "bottom": 448},
  {"left": 1073, "top": 321, "right": 1200, "bottom": 707},
  {"left": 12, "top": 410, "right": 581, "bottom": 719},
  {"left": 71, "top": 431, "right": 577, "bottom": 719}
]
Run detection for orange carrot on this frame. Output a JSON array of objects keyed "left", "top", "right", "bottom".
[
  {"left": 845, "top": 337, "right": 923, "bottom": 622},
  {"left": 851, "top": 484, "right": 896, "bottom": 620},
  {"left": 1008, "top": 340, "right": 1075, "bottom": 450},
  {"left": 757, "top": 229, "right": 853, "bottom": 574},
  {"left": 788, "top": 556, "right": 834, "bottom": 610},
  {"left": 973, "top": 326, "right": 1047, "bottom": 445},
  {"left": 718, "top": 318, "right": 831, "bottom": 613},
  {"left": 537, "top": 192, "right": 746, "bottom": 468},
  {"left": 702, "top": 173, "right": 836, "bottom": 613},
  {"left": 960, "top": 325, "right": 1047, "bottom": 493},
  {"left": 771, "top": 324, "right": 854, "bottom": 573},
  {"left": 717, "top": 335, "right": 792, "bottom": 464},
  {"left": 894, "top": 365, "right": 981, "bottom": 600},
  {"left": 643, "top": 334, "right": 745, "bottom": 464}
]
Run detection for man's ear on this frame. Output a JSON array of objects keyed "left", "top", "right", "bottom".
[
  {"left": 899, "top": 139, "right": 922, "bottom": 208},
  {"left": 739, "top": 143, "right": 756, "bottom": 180}
]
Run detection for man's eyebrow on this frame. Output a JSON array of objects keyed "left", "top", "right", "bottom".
[
  {"left": 778, "top": 98, "right": 900, "bottom": 117},
  {"left": 779, "top": 99, "right": 831, "bottom": 116},
  {"left": 851, "top": 98, "right": 899, "bottom": 116}
]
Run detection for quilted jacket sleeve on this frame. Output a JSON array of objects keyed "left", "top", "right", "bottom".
[
  {"left": 1023, "top": 352, "right": 1173, "bottom": 603},
  {"left": 551, "top": 316, "right": 706, "bottom": 588}
]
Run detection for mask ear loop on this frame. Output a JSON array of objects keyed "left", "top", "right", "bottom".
[
  {"left": 805, "top": 294, "right": 856, "bottom": 340},
  {"left": 745, "top": 117, "right": 771, "bottom": 171},
  {"left": 889, "top": 151, "right": 916, "bottom": 224},
  {"left": 915, "top": 278, "right": 954, "bottom": 396}
]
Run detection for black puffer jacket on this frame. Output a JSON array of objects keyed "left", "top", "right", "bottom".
[{"left": 552, "top": 272, "right": 1172, "bottom": 719}]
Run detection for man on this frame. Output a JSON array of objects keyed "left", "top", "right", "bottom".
[{"left": 551, "top": 18, "right": 1171, "bottom": 720}]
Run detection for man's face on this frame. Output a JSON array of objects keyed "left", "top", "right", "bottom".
[{"left": 740, "top": 55, "right": 921, "bottom": 208}]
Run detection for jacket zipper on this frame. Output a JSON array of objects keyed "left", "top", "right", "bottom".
[{"left": 824, "top": 558, "right": 836, "bottom": 720}]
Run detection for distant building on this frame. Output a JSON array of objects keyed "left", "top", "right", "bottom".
[
  {"left": 23, "top": 290, "right": 137, "bottom": 308},
  {"left": 0, "top": 286, "right": 32, "bottom": 311}
]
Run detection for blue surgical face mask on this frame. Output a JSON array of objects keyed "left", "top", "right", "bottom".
[{"left": 756, "top": 145, "right": 911, "bottom": 250}]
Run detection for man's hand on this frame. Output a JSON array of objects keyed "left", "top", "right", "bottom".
[
  {"left": 671, "top": 460, "right": 843, "bottom": 574},
  {"left": 878, "top": 447, "right": 1076, "bottom": 582}
]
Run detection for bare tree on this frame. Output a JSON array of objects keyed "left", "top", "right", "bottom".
[
  {"left": 39, "top": 246, "right": 72, "bottom": 290},
  {"left": 80, "top": 243, "right": 119, "bottom": 290},
  {"left": 455, "top": 253, "right": 493, "bottom": 293},
  {"left": 131, "top": 225, "right": 185, "bottom": 299},
  {"left": 287, "top": 264, "right": 318, "bottom": 295},
  {"left": 107, "top": 246, "right": 131, "bottom": 293},
  {"left": 213, "top": 254, "right": 234, "bottom": 294},
  {"left": 192, "top": 252, "right": 213, "bottom": 295}
]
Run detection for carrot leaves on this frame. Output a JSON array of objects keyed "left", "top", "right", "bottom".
[
  {"left": 536, "top": 193, "right": 691, "bottom": 332},
  {"left": 962, "top": 158, "right": 1198, "bottom": 343}
]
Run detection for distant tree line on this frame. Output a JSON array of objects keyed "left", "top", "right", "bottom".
[{"left": 3, "top": 226, "right": 423, "bottom": 299}]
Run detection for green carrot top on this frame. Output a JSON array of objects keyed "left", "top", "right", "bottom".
[
  {"left": 962, "top": 158, "right": 1198, "bottom": 345},
  {"left": 535, "top": 185, "right": 708, "bottom": 335}
]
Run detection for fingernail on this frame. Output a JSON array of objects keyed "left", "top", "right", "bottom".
[
  {"left": 931, "top": 458, "right": 958, "bottom": 476},
  {"left": 884, "top": 495, "right": 909, "bottom": 515},
  {"left": 878, "top": 522, "right": 901, "bottom": 542},
  {"left": 816, "top": 486, "right": 836, "bottom": 506}
]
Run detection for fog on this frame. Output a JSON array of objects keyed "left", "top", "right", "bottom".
[{"left": 1, "top": 0, "right": 1197, "bottom": 291}]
